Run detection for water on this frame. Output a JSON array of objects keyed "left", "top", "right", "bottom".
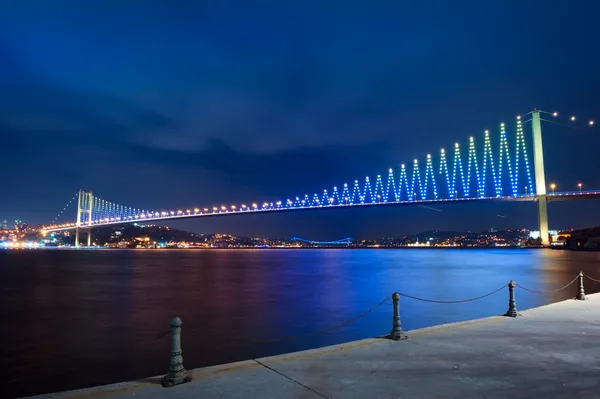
[{"left": 1, "top": 248, "right": 600, "bottom": 397}]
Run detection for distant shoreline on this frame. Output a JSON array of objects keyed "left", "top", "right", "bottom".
[{"left": 3, "top": 245, "right": 544, "bottom": 251}]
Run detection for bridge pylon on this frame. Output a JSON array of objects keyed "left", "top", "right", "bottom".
[
  {"left": 75, "top": 190, "right": 94, "bottom": 247},
  {"left": 531, "top": 110, "right": 549, "bottom": 246}
]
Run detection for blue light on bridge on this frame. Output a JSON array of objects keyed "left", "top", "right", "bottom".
[{"left": 43, "top": 117, "right": 552, "bottom": 231}]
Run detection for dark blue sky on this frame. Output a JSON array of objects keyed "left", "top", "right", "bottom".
[{"left": 1, "top": 1, "right": 599, "bottom": 239}]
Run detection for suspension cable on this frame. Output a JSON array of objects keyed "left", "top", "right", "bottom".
[{"left": 51, "top": 193, "right": 78, "bottom": 225}]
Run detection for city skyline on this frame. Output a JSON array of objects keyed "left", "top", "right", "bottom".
[{"left": 2, "top": 1, "right": 600, "bottom": 239}]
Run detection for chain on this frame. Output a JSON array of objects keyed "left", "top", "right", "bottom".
[
  {"left": 155, "top": 330, "right": 171, "bottom": 340},
  {"left": 397, "top": 284, "right": 506, "bottom": 304},
  {"left": 583, "top": 272, "right": 600, "bottom": 283},
  {"left": 158, "top": 272, "right": 600, "bottom": 344},
  {"left": 185, "top": 295, "right": 392, "bottom": 343},
  {"left": 515, "top": 274, "right": 580, "bottom": 294}
]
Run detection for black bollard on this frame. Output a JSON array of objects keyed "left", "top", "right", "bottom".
[
  {"left": 576, "top": 272, "right": 587, "bottom": 300},
  {"left": 162, "top": 317, "right": 192, "bottom": 387},
  {"left": 389, "top": 292, "right": 408, "bottom": 340},
  {"left": 504, "top": 281, "right": 519, "bottom": 317}
]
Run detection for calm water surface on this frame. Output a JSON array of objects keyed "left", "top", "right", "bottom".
[{"left": 2, "top": 248, "right": 600, "bottom": 397}]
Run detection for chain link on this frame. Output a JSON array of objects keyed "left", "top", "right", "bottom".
[{"left": 515, "top": 274, "right": 580, "bottom": 294}]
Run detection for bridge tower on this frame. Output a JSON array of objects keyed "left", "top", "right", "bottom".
[
  {"left": 75, "top": 190, "right": 94, "bottom": 247},
  {"left": 531, "top": 110, "right": 549, "bottom": 246}
]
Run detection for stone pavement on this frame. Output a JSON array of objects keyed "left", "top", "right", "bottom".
[{"left": 27, "top": 294, "right": 600, "bottom": 399}]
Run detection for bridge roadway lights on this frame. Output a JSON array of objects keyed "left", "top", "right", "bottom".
[
  {"left": 504, "top": 281, "right": 519, "bottom": 317},
  {"left": 162, "top": 317, "right": 191, "bottom": 387},
  {"left": 389, "top": 292, "right": 408, "bottom": 340}
]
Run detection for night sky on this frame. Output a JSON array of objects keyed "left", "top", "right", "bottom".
[{"left": 2, "top": 1, "right": 600, "bottom": 240}]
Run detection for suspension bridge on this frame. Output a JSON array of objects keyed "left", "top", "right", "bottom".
[
  {"left": 290, "top": 237, "right": 352, "bottom": 246},
  {"left": 41, "top": 109, "right": 599, "bottom": 247}
]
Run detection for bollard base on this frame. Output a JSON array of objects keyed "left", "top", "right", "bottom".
[
  {"left": 388, "top": 329, "right": 408, "bottom": 341},
  {"left": 576, "top": 293, "right": 587, "bottom": 301},
  {"left": 504, "top": 309, "right": 519, "bottom": 318},
  {"left": 162, "top": 372, "right": 191, "bottom": 387}
]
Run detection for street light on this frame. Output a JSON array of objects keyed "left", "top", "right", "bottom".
[
  {"left": 550, "top": 183, "right": 556, "bottom": 193},
  {"left": 525, "top": 186, "right": 528, "bottom": 195},
  {"left": 578, "top": 183, "right": 583, "bottom": 192}
]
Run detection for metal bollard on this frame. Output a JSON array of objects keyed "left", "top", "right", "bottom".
[
  {"left": 504, "top": 281, "right": 519, "bottom": 317},
  {"left": 162, "top": 317, "right": 191, "bottom": 387},
  {"left": 576, "top": 272, "right": 587, "bottom": 300},
  {"left": 389, "top": 292, "right": 408, "bottom": 340}
]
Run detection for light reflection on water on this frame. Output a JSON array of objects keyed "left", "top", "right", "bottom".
[{"left": 1, "top": 248, "right": 599, "bottom": 397}]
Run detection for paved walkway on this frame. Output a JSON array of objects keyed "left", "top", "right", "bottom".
[{"left": 28, "top": 294, "right": 600, "bottom": 399}]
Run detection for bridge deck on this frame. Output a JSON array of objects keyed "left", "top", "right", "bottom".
[{"left": 28, "top": 294, "right": 600, "bottom": 399}]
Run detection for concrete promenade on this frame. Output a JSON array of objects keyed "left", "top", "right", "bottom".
[{"left": 28, "top": 294, "right": 600, "bottom": 399}]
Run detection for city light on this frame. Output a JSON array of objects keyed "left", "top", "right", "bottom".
[
  {"left": 590, "top": 121, "right": 595, "bottom": 126},
  {"left": 570, "top": 116, "right": 576, "bottom": 121},
  {"left": 550, "top": 183, "right": 556, "bottom": 193},
  {"left": 553, "top": 112, "right": 558, "bottom": 117},
  {"left": 578, "top": 183, "right": 583, "bottom": 192}
]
